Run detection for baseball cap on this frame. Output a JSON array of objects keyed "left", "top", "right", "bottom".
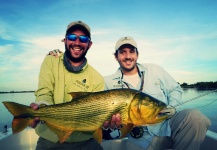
[
  {"left": 115, "top": 36, "right": 137, "bottom": 51},
  {"left": 65, "top": 21, "right": 91, "bottom": 39}
]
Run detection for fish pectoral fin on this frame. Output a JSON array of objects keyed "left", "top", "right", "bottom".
[
  {"left": 45, "top": 121, "right": 73, "bottom": 143},
  {"left": 120, "top": 123, "right": 134, "bottom": 138},
  {"left": 93, "top": 128, "right": 102, "bottom": 143}
]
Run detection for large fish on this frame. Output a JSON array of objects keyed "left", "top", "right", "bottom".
[{"left": 2, "top": 89, "right": 168, "bottom": 143}]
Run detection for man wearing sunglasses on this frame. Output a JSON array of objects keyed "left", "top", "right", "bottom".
[
  {"left": 103, "top": 36, "right": 211, "bottom": 150},
  {"left": 29, "top": 21, "right": 105, "bottom": 150}
]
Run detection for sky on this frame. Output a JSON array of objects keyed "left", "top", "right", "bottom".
[{"left": 0, "top": 0, "right": 217, "bottom": 92}]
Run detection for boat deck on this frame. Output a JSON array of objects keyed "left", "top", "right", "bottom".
[{"left": 0, "top": 128, "right": 216, "bottom": 150}]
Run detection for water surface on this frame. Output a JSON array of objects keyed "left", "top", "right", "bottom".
[{"left": 0, "top": 89, "right": 216, "bottom": 132}]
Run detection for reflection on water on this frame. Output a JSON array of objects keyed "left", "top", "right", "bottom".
[
  {"left": 0, "top": 92, "right": 35, "bottom": 131},
  {"left": 180, "top": 88, "right": 217, "bottom": 132},
  {"left": 0, "top": 89, "right": 217, "bottom": 132}
]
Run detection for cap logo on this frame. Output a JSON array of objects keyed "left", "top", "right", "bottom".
[
  {"left": 121, "top": 37, "right": 131, "bottom": 41},
  {"left": 115, "top": 36, "right": 137, "bottom": 51}
]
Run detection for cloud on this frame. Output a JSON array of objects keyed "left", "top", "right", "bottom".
[{"left": 1, "top": 1, "right": 217, "bottom": 91}]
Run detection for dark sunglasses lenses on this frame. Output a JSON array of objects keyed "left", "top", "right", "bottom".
[{"left": 67, "top": 34, "right": 89, "bottom": 43}]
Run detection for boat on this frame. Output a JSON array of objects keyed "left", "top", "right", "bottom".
[{"left": 0, "top": 127, "right": 217, "bottom": 150}]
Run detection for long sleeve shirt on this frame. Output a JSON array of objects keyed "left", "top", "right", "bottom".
[
  {"left": 104, "top": 63, "right": 183, "bottom": 149},
  {"left": 34, "top": 53, "right": 104, "bottom": 143}
]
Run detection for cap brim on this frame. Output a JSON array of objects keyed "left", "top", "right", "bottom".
[{"left": 66, "top": 24, "right": 90, "bottom": 38}]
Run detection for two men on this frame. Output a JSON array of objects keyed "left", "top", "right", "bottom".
[{"left": 31, "top": 21, "right": 211, "bottom": 149}]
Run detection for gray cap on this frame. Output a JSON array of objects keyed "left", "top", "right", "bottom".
[
  {"left": 65, "top": 21, "right": 91, "bottom": 38},
  {"left": 115, "top": 36, "right": 137, "bottom": 51}
]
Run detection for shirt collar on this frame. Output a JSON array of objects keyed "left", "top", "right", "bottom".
[
  {"left": 112, "top": 63, "right": 146, "bottom": 80},
  {"left": 62, "top": 52, "right": 88, "bottom": 73}
]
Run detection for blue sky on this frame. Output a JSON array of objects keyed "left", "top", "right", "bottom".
[{"left": 0, "top": 0, "right": 217, "bottom": 91}]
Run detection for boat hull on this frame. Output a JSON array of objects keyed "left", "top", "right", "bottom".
[{"left": 0, "top": 128, "right": 216, "bottom": 150}]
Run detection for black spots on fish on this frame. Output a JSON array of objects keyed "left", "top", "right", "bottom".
[{"left": 112, "top": 102, "right": 118, "bottom": 105}]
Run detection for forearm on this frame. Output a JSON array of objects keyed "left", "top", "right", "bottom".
[
  {"left": 34, "top": 56, "right": 55, "bottom": 105},
  {"left": 34, "top": 88, "right": 53, "bottom": 105},
  {"left": 159, "top": 66, "right": 183, "bottom": 106},
  {"left": 168, "top": 85, "right": 183, "bottom": 106}
]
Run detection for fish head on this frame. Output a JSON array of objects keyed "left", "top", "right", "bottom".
[{"left": 129, "top": 92, "right": 168, "bottom": 126}]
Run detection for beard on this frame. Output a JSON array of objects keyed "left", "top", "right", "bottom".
[
  {"left": 122, "top": 64, "right": 136, "bottom": 72},
  {"left": 65, "top": 44, "right": 88, "bottom": 63},
  {"left": 118, "top": 58, "right": 137, "bottom": 73}
]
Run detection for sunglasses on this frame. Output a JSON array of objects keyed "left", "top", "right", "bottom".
[{"left": 66, "top": 34, "right": 90, "bottom": 43}]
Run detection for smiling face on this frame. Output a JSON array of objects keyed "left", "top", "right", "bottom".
[
  {"left": 115, "top": 44, "right": 139, "bottom": 75},
  {"left": 64, "top": 29, "right": 92, "bottom": 66}
]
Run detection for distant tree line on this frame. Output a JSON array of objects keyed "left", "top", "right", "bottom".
[
  {"left": 180, "top": 81, "right": 217, "bottom": 90},
  {"left": 0, "top": 90, "right": 35, "bottom": 94},
  {"left": 1, "top": 81, "right": 217, "bottom": 93}
]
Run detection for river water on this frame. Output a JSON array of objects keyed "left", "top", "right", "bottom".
[{"left": 0, "top": 88, "right": 216, "bottom": 132}]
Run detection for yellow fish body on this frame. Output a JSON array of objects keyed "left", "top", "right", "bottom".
[{"left": 2, "top": 89, "right": 168, "bottom": 143}]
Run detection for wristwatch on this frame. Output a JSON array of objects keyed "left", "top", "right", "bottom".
[{"left": 130, "top": 126, "right": 144, "bottom": 138}]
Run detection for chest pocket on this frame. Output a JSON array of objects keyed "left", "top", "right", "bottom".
[{"left": 145, "top": 79, "right": 165, "bottom": 101}]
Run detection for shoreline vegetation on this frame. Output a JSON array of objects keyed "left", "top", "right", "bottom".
[
  {"left": 0, "top": 91, "right": 35, "bottom": 94},
  {"left": 0, "top": 81, "right": 217, "bottom": 94},
  {"left": 180, "top": 81, "right": 217, "bottom": 90}
]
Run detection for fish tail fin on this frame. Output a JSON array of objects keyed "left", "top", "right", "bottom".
[
  {"left": 12, "top": 118, "right": 32, "bottom": 134},
  {"left": 2, "top": 101, "right": 32, "bottom": 134},
  {"left": 2, "top": 101, "right": 29, "bottom": 116}
]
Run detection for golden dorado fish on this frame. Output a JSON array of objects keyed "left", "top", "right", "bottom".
[{"left": 2, "top": 89, "right": 168, "bottom": 143}]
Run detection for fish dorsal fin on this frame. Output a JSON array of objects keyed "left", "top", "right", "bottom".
[
  {"left": 39, "top": 103, "right": 47, "bottom": 108},
  {"left": 45, "top": 121, "right": 73, "bottom": 143},
  {"left": 68, "top": 92, "right": 92, "bottom": 100}
]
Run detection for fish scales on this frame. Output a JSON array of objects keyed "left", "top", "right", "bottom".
[
  {"left": 2, "top": 89, "right": 168, "bottom": 143},
  {"left": 67, "top": 90, "right": 131, "bottom": 129}
]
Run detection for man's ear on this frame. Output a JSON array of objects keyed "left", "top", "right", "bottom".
[
  {"left": 87, "top": 41, "right": 93, "bottom": 49},
  {"left": 61, "top": 38, "right": 66, "bottom": 43},
  {"left": 114, "top": 51, "right": 119, "bottom": 61},
  {"left": 114, "top": 53, "right": 118, "bottom": 61}
]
